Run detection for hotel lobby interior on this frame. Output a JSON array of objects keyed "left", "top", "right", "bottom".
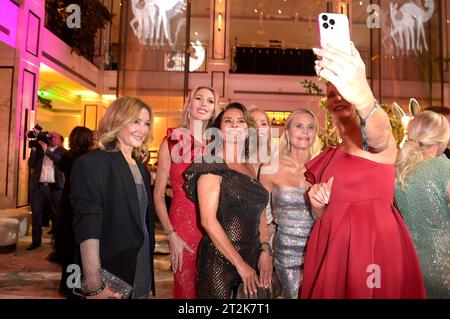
[{"left": 0, "top": 0, "right": 449, "bottom": 300}]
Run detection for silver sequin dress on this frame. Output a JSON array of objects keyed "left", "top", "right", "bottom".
[
  {"left": 272, "top": 186, "right": 315, "bottom": 299},
  {"left": 395, "top": 157, "right": 450, "bottom": 299}
]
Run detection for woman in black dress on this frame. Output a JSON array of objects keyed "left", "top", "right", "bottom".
[{"left": 184, "top": 103, "right": 272, "bottom": 299}]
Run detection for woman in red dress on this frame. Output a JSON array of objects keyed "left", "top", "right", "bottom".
[
  {"left": 154, "top": 86, "right": 220, "bottom": 298},
  {"left": 299, "top": 43, "right": 426, "bottom": 298}
]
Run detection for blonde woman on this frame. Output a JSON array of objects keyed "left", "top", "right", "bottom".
[
  {"left": 259, "top": 109, "right": 319, "bottom": 298},
  {"left": 71, "top": 96, "right": 155, "bottom": 299},
  {"left": 395, "top": 111, "right": 450, "bottom": 299},
  {"left": 249, "top": 108, "right": 272, "bottom": 170},
  {"left": 154, "top": 86, "right": 220, "bottom": 298}
]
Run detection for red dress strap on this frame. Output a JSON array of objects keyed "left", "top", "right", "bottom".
[
  {"left": 304, "top": 147, "right": 338, "bottom": 184},
  {"left": 166, "top": 127, "right": 203, "bottom": 164}
]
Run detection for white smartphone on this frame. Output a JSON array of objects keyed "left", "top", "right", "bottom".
[{"left": 318, "top": 13, "right": 351, "bottom": 54}]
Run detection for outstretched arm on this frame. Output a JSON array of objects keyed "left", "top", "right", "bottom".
[{"left": 315, "top": 43, "right": 394, "bottom": 152}]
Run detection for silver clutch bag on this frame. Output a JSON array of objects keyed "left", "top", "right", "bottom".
[
  {"left": 77, "top": 268, "right": 133, "bottom": 299},
  {"left": 99, "top": 268, "right": 133, "bottom": 299}
]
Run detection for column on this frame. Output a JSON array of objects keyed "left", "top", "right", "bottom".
[
  {"left": 208, "top": 0, "right": 229, "bottom": 99},
  {"left": 2, "top": 0, "right": 45, "bottom": 208}
]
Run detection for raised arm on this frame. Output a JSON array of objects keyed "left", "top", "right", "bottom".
[
  {"left": 153, "top": 138, "right": 192, "bottom": 273},
  {"left": 314, "top": 43, "right": 395, "bottom": 153},
  {"left": 197, "top": 174, "right": 259, "bottom": 296}
]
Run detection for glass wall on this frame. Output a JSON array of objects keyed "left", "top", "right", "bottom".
[
  {"left": 117, "top": 0, "right": 190, "bottom": 150},
  {"left": 368, "top": 0, "right": 447, "bottom": 108}
]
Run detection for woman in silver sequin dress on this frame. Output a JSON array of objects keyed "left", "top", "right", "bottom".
[
  {"left": 395, "top": 111, "right": 450, "bottom": 299},
  {"left": 260, "top": 109, "right": 319, "bottom": 298}
]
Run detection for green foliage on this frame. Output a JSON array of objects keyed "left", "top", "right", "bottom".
[
  {"left": 379, "top": 103, "right": 405, "bottom": 148},
  {"left": 300, "top": 79, "right": 406, "bottom": 150},
  {"left": 45, "top": 0, "right": 113, "bottom": 60},
  {"left": 300, "top": 79, "right": 339, "bottom": 149}
]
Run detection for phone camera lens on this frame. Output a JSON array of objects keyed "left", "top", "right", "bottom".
[
  {"left": 330, "top": 19, "right": 335, "bottom": 25},
  {"left": 323, "top": 23, "right": 329, "bottom": 29},
  {"left": 322, "top": 15, "right": 328, "bottom": 21}
]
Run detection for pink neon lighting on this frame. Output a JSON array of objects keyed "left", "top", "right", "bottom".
[{"left": 0, "top": 0, "right": 19, "bottom": 48}]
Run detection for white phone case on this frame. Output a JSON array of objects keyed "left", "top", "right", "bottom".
[{"left": 318, "top": 13, "right": 351, "bottom": 54}]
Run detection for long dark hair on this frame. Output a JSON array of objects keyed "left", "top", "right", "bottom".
[
  {"left": 69, "top": 126, "right": 93, "bottom": 152},
  {"left": 211, "top": 102, "right": 256, "bottom": 160}
]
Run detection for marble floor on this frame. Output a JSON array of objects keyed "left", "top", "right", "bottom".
[{"left": 0, "top": 227, "right": 174, "bottom": 299}]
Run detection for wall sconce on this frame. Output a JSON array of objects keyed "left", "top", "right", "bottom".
[
  {"left": 338, "top": 1, "right": 349, "bottom": 15},
  {"left": 217, "top": 0, "right": 223, "bottom": 32},
  {"left": 217, "top": 12, "right": 222, "bottom": 31}
]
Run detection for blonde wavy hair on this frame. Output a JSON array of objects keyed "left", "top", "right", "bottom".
[
  {"left": 98, "top": 96, "right": 154, "bottom": 161},
  {"left": 179, "top": 86, "right": 221, "bottom": 129},
  {"left": 278, "top": 108, "right": 321, "bottom": 160},
  {"left": 395, "top": 111, "right": 450, "bottom": 189}
]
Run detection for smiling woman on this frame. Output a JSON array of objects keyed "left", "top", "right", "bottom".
[
  {"left": 71, "top": 96, "right": 157, "bottom": 299},
  {"left": 153, "top": 86, "right": 220, "bottom": 299}
]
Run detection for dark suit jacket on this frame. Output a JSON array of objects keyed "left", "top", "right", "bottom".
[
  {"left": 70, "top": 150, "right": 156, "bottom": 294},
  {"left": 28, "top": 146, "right": 67, "bottom": 191}
]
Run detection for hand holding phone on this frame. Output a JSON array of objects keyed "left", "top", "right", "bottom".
[
  {"left": 315, "top": 14, "right": 374, "bottom": 110},
  {"left": 318, "top": 13, "right": 351, "bottom": 54}
]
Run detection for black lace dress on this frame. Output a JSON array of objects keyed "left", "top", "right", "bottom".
[{"left": 183, "top": 162, "right": 269, "bottom": 299}]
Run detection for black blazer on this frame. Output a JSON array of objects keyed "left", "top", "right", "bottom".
[
  {"left": 70, "top": 150, "right": 155, "bottom": 293},
  {"left": 28, "top": 146, "right": 67, "bottom": 191}
]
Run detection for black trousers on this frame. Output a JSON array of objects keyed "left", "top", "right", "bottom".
[{"left": 31, "top": 183, "right": 62, "bottom": 245}]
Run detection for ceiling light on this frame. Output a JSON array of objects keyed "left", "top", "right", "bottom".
[{"left": 278, "top": 9, "right": 282, "bottom": 14}]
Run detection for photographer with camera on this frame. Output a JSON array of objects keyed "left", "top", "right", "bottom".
[{"left": 28, "top": 129, "right": 67, "bottom": 250}]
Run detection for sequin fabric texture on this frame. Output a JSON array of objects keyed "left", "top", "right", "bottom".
[
  {"left": 183, "top": 162, "right": 269, "bottom": 299},
  {"left": 395, "top": 157, "right": 450, "bottom": 299},
  {"left": 166, "top": 128, "right": 204, "bottom": 298},
  {"left": 272, "top": 186, "right": 315, "bottom": 299}
]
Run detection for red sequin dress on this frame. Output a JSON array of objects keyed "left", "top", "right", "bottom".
[
  {"left": 166, "top": 128, "right": 204, "bottom": 299},
  {"left": 299, "top": 147, "right": 426, "bottom": 299}
]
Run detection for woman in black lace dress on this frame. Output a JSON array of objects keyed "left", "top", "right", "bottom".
[{"left": 184, "top": 103, "right": 272, "bottom": 299}]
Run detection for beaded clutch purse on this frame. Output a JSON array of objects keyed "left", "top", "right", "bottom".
[
  {"left": 99, "top": 268, "right": 133, "bottom": 298},
  {"left": 76, "top": 268, "right": 133, "bottom": 299}
]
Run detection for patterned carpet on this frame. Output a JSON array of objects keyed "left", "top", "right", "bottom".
[{"left": 0, "top": 227, "right": 173, "bottom": 299}]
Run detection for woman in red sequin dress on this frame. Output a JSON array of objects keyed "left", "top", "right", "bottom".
[
  {"left": 299, "top": 43, "right": 425, "bottom": 298},
  {"left": 154, "top": 86, "right": 220, "bottom": 298}
]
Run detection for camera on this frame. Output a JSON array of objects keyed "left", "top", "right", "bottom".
[
  {"left": 321, "top": 14, "right": 335, "bottom": 29},
  {"left": 28, "top": 124, "right": 51, "bottom": 150}
]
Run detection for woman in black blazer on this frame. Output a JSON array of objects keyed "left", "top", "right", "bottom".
[{"left": 71, "top": 96, "right": 155, "bottom": 299}]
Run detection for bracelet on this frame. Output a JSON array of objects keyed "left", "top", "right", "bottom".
[
  {"left": 165, "top": 228, "right": 176, "bottom": 236},
  {"left": 82, "top": 280, "right": 106, "bottom": 297},
  {"left": 357, "top": 98, "right": 378, "bottom": 151},
  {"left": 260, "top": 242, "right": 273, "bottom": 257}
]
